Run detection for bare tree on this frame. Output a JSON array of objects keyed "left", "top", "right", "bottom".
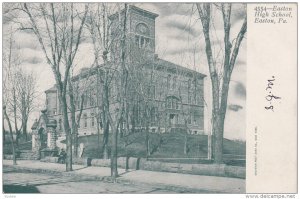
[
  {"left": 14, "top": 69, "right": 37, "bottom": 141},
  {"left": 3, "top": 106, "right": 17, "bottom": 165},
  {"left": 86, "top": 3, "right": 116, "bottom": 159},
  {"left": 67, "top": 75, "right": 84, "bottom": 157},
  {"left": 3, "top": 26, "right": 37, "bottom": 148},
  {"left": 16, "top": 3, "right": 88, "bottom": 171},
  {"left": 106, "top": 3, "right": 130, "bottom": 180},
  {"left": 196, "top": 3, "right": 247, "bottom": 163},
  {"left": 3, "top": 28, "right": 18, "bottom": 165}
]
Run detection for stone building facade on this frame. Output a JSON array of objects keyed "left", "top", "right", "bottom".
[{"left": 45, "top": 6, "right": 206, "bottom": 137}]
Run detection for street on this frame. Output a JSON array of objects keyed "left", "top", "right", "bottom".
[{"left": 3, "top": 167, "right": 204, "bottom": 194}]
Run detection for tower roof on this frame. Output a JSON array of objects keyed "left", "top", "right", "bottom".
[{"left": 108, "top": 5, "right": 159, "bottom": 20}]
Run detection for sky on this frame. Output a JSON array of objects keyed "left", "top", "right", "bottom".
[{"left": 2, "top": 3, "right": 247, "bottom": 140}]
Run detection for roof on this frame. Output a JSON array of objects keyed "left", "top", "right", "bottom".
[
  {"left": 108, "top": 5, "right": 159, "bottom": 20},
  {"left": 45, "top": 58, "right": 206, "bottom": 93},
  {"left": 45, "top": 85, "right": 57, "bottom": 93},
  {"left": 155, "top": 58, "right": 206, "bottom": 79},
  {"left": 31, "top": 120, "right": 38, "bottom": 130}
]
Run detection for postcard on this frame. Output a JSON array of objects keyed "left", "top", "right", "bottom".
[{"left": 1, "top": 2, "right": 297, "bottom": 198}]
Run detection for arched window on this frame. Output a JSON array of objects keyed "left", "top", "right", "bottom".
[
  {"left": 83, "top": 113, "right": 87, "bottom": 128},
  {"left": 172, "top": 98, "right": 175, "bottom": 109},
  {"left": 166, "top": 96, "right": 180, "bottom": 109},
  {"left": 167, "top": 75, "right": 171, "bottom": 89},
  {"left": 135, "top": 23, "right": 151, "bottom": 49}
]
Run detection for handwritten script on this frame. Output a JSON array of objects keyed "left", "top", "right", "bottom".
[{"left": 265, "top": 76, "right": 281, "bottom": 111}]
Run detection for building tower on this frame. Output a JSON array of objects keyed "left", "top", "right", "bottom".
[{"left": 109, "top": 5, "right": 158, "bottom": 62}]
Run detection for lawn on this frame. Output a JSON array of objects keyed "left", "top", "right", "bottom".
[
  {"left": 75, "top": 131, "right": 246, "bottom": 163},
  {"left": 3, "top": 130, "right": 245, "bottom": 166}
]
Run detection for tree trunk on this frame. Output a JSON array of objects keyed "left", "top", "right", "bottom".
[
  {"left": 3, "top": 116, "right": 6, "bottom": 143},
  {"left": 110, "top": 121, "right": 119, "bottom": 181},
  {"left": 213, "top": 114, "right": 225, "bottom": 164},
  {"left": 103, "top": 120, "right": 109, "bottom": 159},
  {"left": 184, "top": 132, "right": 188, "bottom": 155},
  {"left": 197, "top": 3, "right": 247, "bottom": 164},
  {"left": 3, "top": 106, "right": 17, "bottom": 165},
  {"left": 73, "top": 131, "right": 78, "bottom": 157},
  {"left": 120, "top": 120, "right": 124, "bottom": 138},
  {"left": 60, "top": 94, "right": 72, "bottom": 171},
  {"left": 22, "top": 119, "right": 27, "bottom": 141},
  {"left": 145, "top": 124, "right": 150, "bottom": 158},
  {"left": 66, "top": 131, "right": 73, "bottom": 170},
  {"left": 97, "top": 116, "right": 101, "bottom": 157}
]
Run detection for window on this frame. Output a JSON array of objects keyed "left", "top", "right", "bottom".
[
  {"left": 53, "top": 108, "right": 57, "bottom": 115},
  {"left": 150, "top": 108, "right": 156, "bottom": 125},
  {"left": 59, "top": 118, "right": 62, "bottom": 131},
  {"left": 141, "top": 37, "right": 145, "bottom": 47},
  {"left": 136, "top": 23, "right": 150, "bottom": 35},
  {"left": 167, "top": 75, "right": 171, "bottom": 90},
  {"left": 148, "top": 85, "right": 155, "bottom": 99},
  {"left": 135, "top": 23, "right": 150, "bottom": 49},
  {"left": 166, "top": 97, "right": 179, "bottom": 109},
  {"left": 188, "top": 92, "right": 192, "bottom": 104},
  {"left": 194, "top": 79, "right": 197, "bottom": 104},
  {"left": 171, "top": 98, "right": 175, "bottom": 109},
  {"left": 188, "top": 79, "right": 191, "bottom": 90},
  {"left": 152, "top": 85, "right": 156, "bottom": 99},
  {"left": 188, "top": 112, "right": 192, "bottom": 124},
  {"left": 137, "top": 101, "right": 141, "bottom": 125},
  {"left": 83, "top": 92, "right": 87, "bottom": 107},
  {"left": 77, "top": 115, "right": 80, "bottom": 128},
  {"left": 167, "top": 98, "right": 171, "bottom": 108},
  {"left": 173, "top": 76, "right": 177, "bottom": 90},
  {"left": 83, "top": 114, "right": 87, "bottom": 128},
  {"left": 135, "top": 35, "right": 139, "bottom": 46},
  {"left": 90, "top": 88, "right": 96, "bottom": 107},
  {"left": 88, "top": 88, "right": 91, "bottom": 106},
  {"left": 135, "top": 35, "right": 150, "bottom": 49},
  {"left": 91, "top": 113, "right": 95, "bottom": 127}
]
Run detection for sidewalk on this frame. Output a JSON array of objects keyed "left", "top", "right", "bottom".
[{"left": 3, "top": 160, "right": 245, "bottom": 193}]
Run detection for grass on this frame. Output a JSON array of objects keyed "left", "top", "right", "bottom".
[
  {"left": 3, "top": 130, "right": 245, "bottom": 166},
  {"left": 74, "top": 131, "right": 245, "bottom": 162},
  {"left": 3, "top": 134, "right": 32, "bottom": 154}
]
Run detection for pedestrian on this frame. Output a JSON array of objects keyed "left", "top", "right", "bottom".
[{"left": 58, "top": 148, "right": 66, "bottom": 164}]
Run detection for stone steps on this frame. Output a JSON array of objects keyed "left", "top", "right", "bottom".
[{"left": 18, "top": 150, "right": 39, "bottom": 160}]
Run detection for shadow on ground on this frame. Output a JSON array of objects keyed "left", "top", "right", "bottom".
[{"left": 3, "top": 185, "right": 40, "bottom": 193}]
